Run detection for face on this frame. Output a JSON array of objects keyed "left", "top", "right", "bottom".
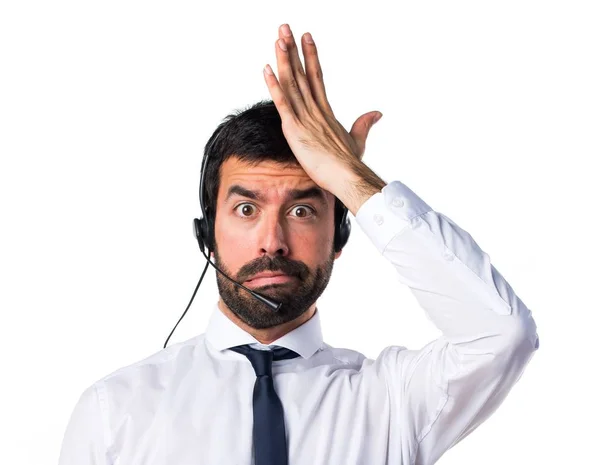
[{"left": 212, "top": 156, "right": 342, "bottom": 330}]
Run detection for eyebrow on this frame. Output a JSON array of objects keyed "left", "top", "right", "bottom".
[{"left": 225, "top": 184, "right": 328, "bottom": 206}]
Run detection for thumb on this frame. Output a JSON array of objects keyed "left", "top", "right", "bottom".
[{"left": 349, "top": 111, "right": 383, "bottom": 158}]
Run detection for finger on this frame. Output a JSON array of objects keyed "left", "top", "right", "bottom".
[
  {"left": 278, "top": 24, "right": 315, "bottom": 111},
  {"left": 301, "top": 32, "right": 334, "bottom": 117},
  {"left": 350, "top": 112, "right": 382, "bottom": 158},
  {"left": 263, "top": 63, "right": 298, "bottom": 128},
  {"left": 276, "top": 24, "right": 312, "bottom": 117}
]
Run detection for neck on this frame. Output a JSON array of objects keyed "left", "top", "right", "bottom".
[{"left": 217, "top": 300, "right": 316, "bottom": 345}]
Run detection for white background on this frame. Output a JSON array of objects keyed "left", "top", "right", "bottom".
[{"left": 1, "top": 1, "right": 598, "bottom": 463}]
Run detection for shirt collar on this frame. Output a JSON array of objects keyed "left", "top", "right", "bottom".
[{"left": 205, "top": 301, "right": 324, "bottom": 359}]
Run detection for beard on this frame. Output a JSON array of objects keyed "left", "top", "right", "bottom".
[{"left": 213, "top": 244, "right": 336, "bottom": 330}]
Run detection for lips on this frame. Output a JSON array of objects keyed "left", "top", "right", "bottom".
[
  {"left": 246, "top": 272, "right": 286, "bottom": 281},
  {"left": 244, "top": 272, "right": 295, "bottom": 286}
]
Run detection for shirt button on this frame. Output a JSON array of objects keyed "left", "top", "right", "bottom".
[
  {"left": 392, "top": 197, "right": 404, "bottom": 208},
  {"left": 374, "top": 214, "right": 384, "bottom": 225}
]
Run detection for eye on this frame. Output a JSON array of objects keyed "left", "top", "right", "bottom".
[
  {"left": 290, "top": 205, "right": 315, "bottom": 218},
  {"left": 234, "top": 203, "right": 257, "bottom": 218},
  {"left": 233, "top": 203, "right": 316, "bottom": 219}
]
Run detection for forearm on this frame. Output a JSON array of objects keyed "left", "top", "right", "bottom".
[{"left": 331, "top": 160, "right": 388, "bottom": 216}]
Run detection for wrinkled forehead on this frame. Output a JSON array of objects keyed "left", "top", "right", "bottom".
[
  {"left": 220, "top": 156, "right": 307, "bottom": 181},
  {"left": 217, "top": 157, "right": 332, "bottom": 206}
]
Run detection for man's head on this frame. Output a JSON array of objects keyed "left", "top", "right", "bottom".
[{"left": 202, "top": 100, "right": 344, "bottom": 332}]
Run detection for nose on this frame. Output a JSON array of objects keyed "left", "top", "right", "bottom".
[{"left": 257, "top": 213, "right": 289, "bottom": 258}]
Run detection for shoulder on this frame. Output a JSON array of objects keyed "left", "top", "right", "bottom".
[{"left": 93, "top": 333, "right": 206, "bottom": 396}]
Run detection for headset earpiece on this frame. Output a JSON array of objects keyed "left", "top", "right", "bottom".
[
  {"left": 194, "top": 207, "right": 214, "bottom": 254},
  {"left": 334, "top": 204, "right": 351, "bottom": 253}
]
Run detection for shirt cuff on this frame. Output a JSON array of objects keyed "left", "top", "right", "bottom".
[{"left": 355, "top": 180, "right": 433, "bottom": 254}]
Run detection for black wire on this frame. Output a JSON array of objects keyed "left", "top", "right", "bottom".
[
  {"left": 163, "top": 131, "right": 219, "bottom": 349},
  {"left": 163, "top": 256, "right": 210, "bottom": 349}
]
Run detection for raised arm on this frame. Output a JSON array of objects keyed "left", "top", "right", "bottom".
[{"left": 355, "top": 180, "right": 539, "bottom": 465}]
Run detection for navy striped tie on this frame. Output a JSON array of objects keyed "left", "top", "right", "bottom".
[{"left": 229, "top": 344, "right": 300, "bottom": 465}]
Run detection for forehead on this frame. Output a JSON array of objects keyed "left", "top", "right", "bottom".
[
  {"left": 218, "top": 157, "right": 331, "bottom": 204},
  {"left": 220, "top": 156, "right": 308, "bottom": 180}
]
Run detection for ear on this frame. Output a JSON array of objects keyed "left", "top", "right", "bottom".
[{"left": 334, "top": 249, "right": 342, "bottom": 260}]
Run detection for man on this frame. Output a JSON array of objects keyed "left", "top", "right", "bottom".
[{"left": 58, "top": 24, "right": 539, "bottom": 465}]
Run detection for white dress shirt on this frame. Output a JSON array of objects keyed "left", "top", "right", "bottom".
[{"left": 58, "top": 180, "right": 539, "bottom": 465}]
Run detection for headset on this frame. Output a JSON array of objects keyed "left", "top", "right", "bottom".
[{"left": 163, "top": 128, "right": 351, "bottom": 349}]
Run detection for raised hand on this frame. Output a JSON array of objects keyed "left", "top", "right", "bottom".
[{"left": 263, "top": 23, "right": 382, "bottom": 195}]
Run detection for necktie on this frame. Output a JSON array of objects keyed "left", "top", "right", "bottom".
[{"left": 229, "top": 344, "right": 301, "bottom": 465}]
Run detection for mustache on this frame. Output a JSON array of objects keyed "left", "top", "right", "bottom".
[{"left": 239, "top": 255, "right": 309, "bottom": 282}]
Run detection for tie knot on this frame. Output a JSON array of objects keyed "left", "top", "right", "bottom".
[{"left": 229, "top": 344, "right": 300, "bottom": 377}]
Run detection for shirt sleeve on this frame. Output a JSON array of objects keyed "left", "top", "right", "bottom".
[
  {"left": 354, "top": 180, "right": 539, "bottom": 465},
  {"left": 58, "top": 383, "right": 109, "bottom": 465}
]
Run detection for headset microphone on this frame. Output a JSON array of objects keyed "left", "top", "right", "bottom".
[
  {"left": 162, "top": 218, "right": 282, "bottom": 350},
  {"left": 208, "top": 263, "right": 283, "bottom": 311},
  {"left": 193, "top": 218, "right": 283, "bottom": 313}
]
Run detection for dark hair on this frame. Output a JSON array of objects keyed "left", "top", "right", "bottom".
[{"left": 201, "top": 99, "right": 345, "bottom": 228}]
